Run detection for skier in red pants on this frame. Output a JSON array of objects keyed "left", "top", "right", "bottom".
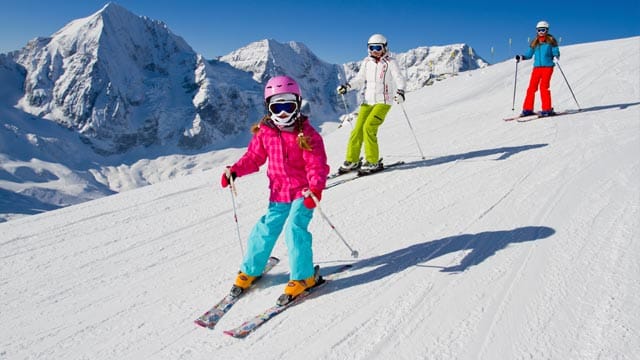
[{"left": 516, "top": 20, "right": 560, "bottom": 117}]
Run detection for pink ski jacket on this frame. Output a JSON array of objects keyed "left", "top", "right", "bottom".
[{"left": 230, "top": 117, "right": 329, "bottom": 203}]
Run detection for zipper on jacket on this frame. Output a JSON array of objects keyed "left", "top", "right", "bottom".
[{"left": 277, "top": 129, "right": 288, "bottom": 161}]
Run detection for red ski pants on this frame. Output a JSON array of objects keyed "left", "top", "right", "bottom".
[{"left": 522, "top": 66, "right": 554, "bottom": 111}]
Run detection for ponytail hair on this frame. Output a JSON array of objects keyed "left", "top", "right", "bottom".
[
  {"left": 530, "top": 34, "right": 558, "bottom": 48},
  {"left": 295, "top": 115, "right": 313, "bottom": 151},
  {"left": 250, "top": 116, "right": 269, "bottom": 134}
]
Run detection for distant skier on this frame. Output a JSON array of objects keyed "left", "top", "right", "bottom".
[
  {"left": 336, "top": 33, "right": 407, "bottom": 175},
  {"left": 516, "top": 20, "right": 560, "bottom": 117},
  {"left": 220, "top": 75, "right": 330, "bottom": 305}
]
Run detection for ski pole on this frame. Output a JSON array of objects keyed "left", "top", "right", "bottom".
[
  {"left": 399, "top": 103, "right": 426, "bottom": 160},
  {"left": 554, "top": 59, "right": 581, "bottom": 111},
  {"left": 226, "top": 168, "right": 244, "bottom": 257},
  {"left": 306, "top": 190, "right": 359, "bottom": 258},
  {"left": 338, "top": 93, "right": 353, "bottom": 129},
  {"left": 512, "top": 60, "right": 519, "bottom": 110}
]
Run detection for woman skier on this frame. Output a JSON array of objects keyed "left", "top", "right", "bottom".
[{"left": 516, "top": 20, "right": 561, "bottom": 117}]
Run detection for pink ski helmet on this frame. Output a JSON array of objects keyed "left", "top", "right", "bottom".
[{"left": 264, "top": 75, "right": 301, "bottom": 101}]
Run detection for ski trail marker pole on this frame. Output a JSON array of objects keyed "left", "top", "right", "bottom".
[{"left": 512, "top": 60, "right": 519, "bottom": 111}]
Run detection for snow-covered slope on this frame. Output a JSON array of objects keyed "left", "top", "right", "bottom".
[{"left": 0, "top": 37, "right": 638, "bottom": 359}]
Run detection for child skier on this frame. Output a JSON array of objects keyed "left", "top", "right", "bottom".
[
  {"left": 336, "top": 33, "right": 407, "bottom": 175},
  {"left": 516, "top": 20, "right": 561, "bottom": 117},
  {"left": 220, "top": 75, "right": 330, "bottom": 305}
]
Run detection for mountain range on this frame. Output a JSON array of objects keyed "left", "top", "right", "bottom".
[{"left": 0, "top": 3, "right": 486, "bottom": 222}]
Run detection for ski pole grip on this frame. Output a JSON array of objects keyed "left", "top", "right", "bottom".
[
  {"left": 303, "top": 188, "right": 324, "bottom": 209},
  {"left": 338, "top": 94, "right": 353, "bottom": 129},
  {"left": 226, "top": 167, "right": 237, "bottom": 196}
]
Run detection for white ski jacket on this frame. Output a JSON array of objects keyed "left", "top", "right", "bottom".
[{"left": 348, "top": 54, "right": 406, "bottom": 105}]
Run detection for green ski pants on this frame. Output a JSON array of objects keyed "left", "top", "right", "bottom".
[{"left": 345, "top": 103, "right": 391, "bottom": 164}]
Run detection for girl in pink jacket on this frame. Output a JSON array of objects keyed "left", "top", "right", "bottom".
[{"left": 221, "top": 75, "right": 330, "bottom": 305}]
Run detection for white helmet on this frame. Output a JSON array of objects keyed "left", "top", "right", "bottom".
[
  {"left": 367, "top": 34, "right": 388, "bottom": 56},
  {"left": 536, "top": 20, "right": 550, "bottom": 29},
  {"left": 368, "top": 33, "right": 388, "bottom": 45}
]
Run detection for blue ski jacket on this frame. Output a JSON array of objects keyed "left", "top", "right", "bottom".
[{"left": 522, "top": 37, "right": 560, "bottom": 67}]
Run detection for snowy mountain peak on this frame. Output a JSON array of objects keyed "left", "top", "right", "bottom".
[
  {"left": 220, "top": 39, "right": 330, "bottom": 84},
  {"left": 14, "top": 3, "right": 201, "bottom": 154},
  {"left": 99, "top": 2, "right": 140, "bottom": 19},
  {"left": 220, "top": 38, "right": 344, "bottom": 121}
]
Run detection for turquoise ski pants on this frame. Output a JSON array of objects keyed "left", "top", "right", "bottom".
[{"left": 240, "top": 198, "right": 315, "bottom": 280}]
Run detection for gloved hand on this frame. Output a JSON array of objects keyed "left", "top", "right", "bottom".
[
  {"left": 515, "top": 55, "right": 522, "bottom": 62},
  {"left": 303, "top": 188, "right": 322, "bottom": 209},
  {"left": 394, "top": 89, "right": 405, "bottom": 104},
  {"left": 336, "top": 84, "right": 349, "bottom": 95},
  {"left": 220, "top": 167, "right": 237, "bottom": 188}
]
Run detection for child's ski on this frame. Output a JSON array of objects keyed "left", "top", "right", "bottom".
[
  {"left": 223, "top": 264, "right": 353, "bottom": 338},
  {"left": 194, "top": 256, "right": 280, "bottom": 329}
]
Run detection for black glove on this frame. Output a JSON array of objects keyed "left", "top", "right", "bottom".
[
  {"left": 337, "top": 84, "right": 349, "bottom": 95},
  {"left": 515, "top": 55, "right": 522, "bottom": 62},
  {"left": 394, "top": 89, "right": 405, "bottom": 104}
]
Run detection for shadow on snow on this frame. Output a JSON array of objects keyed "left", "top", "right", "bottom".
[
  {"left": 379, "top": 143, "right": 549, "bottom": 174},
  {"left": 574, "top": 101, "right": 640, "bottom": 113},
  {"left": 321, "top": 226, "right": 555, "bottom": 294}
]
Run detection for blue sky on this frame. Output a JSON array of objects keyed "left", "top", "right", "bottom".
[{"left": 1, "top": 0, "right": 638, "bottom": 64}]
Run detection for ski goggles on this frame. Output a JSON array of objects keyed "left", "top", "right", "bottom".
[
  {"left": 537, "top": 28, "right": 548, "bottom": 33},
  {"left": 368, "top": 44, "right": 384, "bottom": 52},
  {"left": 269, "top": 101, "right": 298, "bottom": 114}
]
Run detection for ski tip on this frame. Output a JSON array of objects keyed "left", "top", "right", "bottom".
[
  {"left": 194, "top": 319, "right": 214, "bottom": 329},
  {"left": 194, "top": 320, "right": 206, "bottom": 328},
  {"left": 223, "top": 330, "right": 248, "bottom": 339}
]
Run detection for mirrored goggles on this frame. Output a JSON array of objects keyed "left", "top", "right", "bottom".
[
  {"left": 269, "top": 101, "right": 298, "bottom": 114},
  {"left": 537, "top": 28, "right": 548, "bottom": 33},
  {"left": 368, "top": 44, "right": 384, "bottom": 52}
]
